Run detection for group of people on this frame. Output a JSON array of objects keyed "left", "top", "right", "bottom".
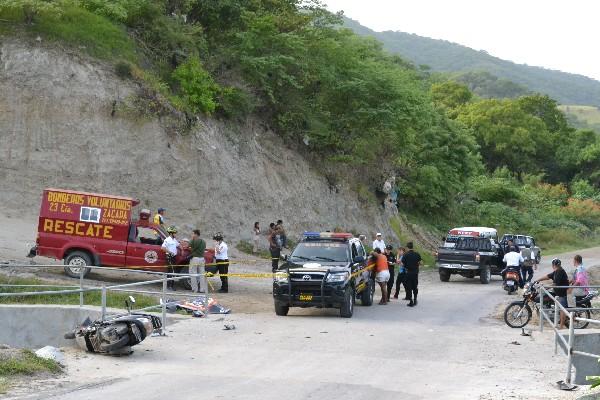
[
  {"left": 154, "top": 208, "right": 230, "bottom": 294},
  {"left": 535, "top": 255, "right": 589, "bottom": 329},
  {"left": 370, "top": 233, "right": 422, "bottom": 307}
]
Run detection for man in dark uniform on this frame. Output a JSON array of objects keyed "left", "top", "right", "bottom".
[
  {"left": 384, "top": 245, "right": 396, "bottom": 302},
  {"left": 403, "top": 242, "right": 422, "bottom": 307}
]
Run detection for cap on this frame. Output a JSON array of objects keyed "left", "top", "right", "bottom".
[{"left": 376, "top": 233, "right": 382, "bottom": 236}]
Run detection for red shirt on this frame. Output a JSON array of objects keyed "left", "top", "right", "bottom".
[{"left": 375, "top": 253, "right": 388, "bottom": 273}]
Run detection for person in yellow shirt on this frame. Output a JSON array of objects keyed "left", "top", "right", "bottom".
[{"left": 153, "top": 208, "right": 166, "bottom": 226}]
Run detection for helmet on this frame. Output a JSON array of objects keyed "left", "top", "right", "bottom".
[
  {"left": 386, "top": 244, "right": 393, "bottom": 250},
  {"left": 551, "top": 258, "right": 561, "bottom": 267},
  {"left": 213, "top": 232, "right": 223, "bottom": 241},
  {"left": 158, "top": 207, "right": 166, "bottom": 213},
  {"left": 167, "top": 226, "right": 178, "bottom": 234}
]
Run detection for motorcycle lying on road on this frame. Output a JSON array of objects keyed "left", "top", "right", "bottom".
[
  {"left": 502, "top": 267, "right": 521, "bottom": 295},
  {"left": 65, "top": 296, "right": 162, "bottom": 355},
  {"left": 504, "top": 282, "right": 597, "bottom": 329}
]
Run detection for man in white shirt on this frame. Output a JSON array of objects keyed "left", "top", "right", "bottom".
[
  {"left": 161, "top": 226, "right": 180, "bottom": 290},
  {"left": 372, "top": 233, "right": 386, "bottom": 252},
  {"left": 214, "top": 233, "right": 229, "bottom": 293},
  {"left": 503, "top": 246, "right": 524, "bottom": 288}
]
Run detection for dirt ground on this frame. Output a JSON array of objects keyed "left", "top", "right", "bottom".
[{"left": 2, "top": 215, "right": 600, "bottom": 399}]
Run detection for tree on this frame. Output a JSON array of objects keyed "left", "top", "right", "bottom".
[
  {"left": 430, "top": 81, "right": 472, "bottom": 111},
  {"left": 457, "top": 99, "right": 551, "bottom": 176}
]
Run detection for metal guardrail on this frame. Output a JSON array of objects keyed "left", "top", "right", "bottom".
[
  {"left": 0, "top": 264, "right": 212, "bottom": 334},
  {"left": 538, "top": 284, "right": 600, "bottom": 384}
]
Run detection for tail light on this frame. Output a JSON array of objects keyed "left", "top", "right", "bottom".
[{"left": 475, "top": 252, "right": 480, "bottom": 262}]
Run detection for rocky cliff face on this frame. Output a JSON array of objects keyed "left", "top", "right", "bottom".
[{"left": 0, "top": 39, "right": 397, "bottom": 244}]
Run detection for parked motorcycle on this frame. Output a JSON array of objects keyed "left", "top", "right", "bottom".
[
  {"left": 65, "top": 297, "right": 162, "bottom": 355},
  {"left": 504, "top": 282, "right": 596, "bottom": 329},
  {"left": 502, "top": 267, "right": 521, "bottom": 295}
]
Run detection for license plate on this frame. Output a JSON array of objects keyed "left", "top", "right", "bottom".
[
  {"left": 299, "top": 294, "right": 313, "bottom": 301},
  {"left": 507, "top": 281, "right": 515, "bottom": 286},
  {"left": 451, "top": 264, "right": 462, "bottom": 268}
]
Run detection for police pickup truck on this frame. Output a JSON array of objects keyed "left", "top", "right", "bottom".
[
  {"left": 436, "top": 236, "right": 503, "bottom": 284},
  {"left": 272, "top": 232, "right": 374, "bottom": 318}
]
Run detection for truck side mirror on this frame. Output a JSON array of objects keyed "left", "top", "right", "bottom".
[{"left": 353, "top": 255, "right": 365, "bottom": 264}]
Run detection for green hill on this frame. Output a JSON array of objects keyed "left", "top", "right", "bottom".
[{"left": 344, "top": 18, "right": 600, "bottom": 106}]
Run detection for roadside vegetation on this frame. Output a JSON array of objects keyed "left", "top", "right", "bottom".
[
  {"left": 1, "top": 0, "right": 600, "bottom": 248},
  {"left": 0, "top": 274, "right": 158, "bottom": 309},
  {"left": 0, "top": 349, "right": 61, "bottom": 394}
]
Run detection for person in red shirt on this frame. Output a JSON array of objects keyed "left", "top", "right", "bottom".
[{"left": 372, "top": 248, "right": 390, "bottom": 305}]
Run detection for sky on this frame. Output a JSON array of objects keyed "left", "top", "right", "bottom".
[{"left": 323, "top": 0, "right": 600, "bottom": 81}]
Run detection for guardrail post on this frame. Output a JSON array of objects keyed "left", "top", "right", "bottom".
[
  {"left": 554, "top": 302, "right": 559, "bottom": 355},
  {"left": 101, "top": 285, "right": 107, "bottom": 321},
  {"left": 539, "top": 288, "right": 544, "bottom": 332},
  {"left": 161, "top": 273, "right": 167, "bottom": 335},
  {"left": 79, "top": 267, "right": 84, "bottom": 307},
  {"left": 566, "top": 312, "right": 575, "bottom": 383}
]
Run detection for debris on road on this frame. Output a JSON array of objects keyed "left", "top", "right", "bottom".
[
  {"left": 35, "top": 346, "right": 64, "bottom": 365},
  {"left": 509, "top": 341, "right": 521, "bottom": 345},
  {"left": 223, "top": 324, "right": 236, "bottom": 330}
]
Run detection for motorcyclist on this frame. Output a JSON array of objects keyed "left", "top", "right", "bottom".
[
  {"left": 502, "top": 245, "right": 524, "bottom": 287},
  {"left": 535, "top": 258, "right": 570, "bottom": 329}
]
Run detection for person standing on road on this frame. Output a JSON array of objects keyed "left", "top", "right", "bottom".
[
  {"left": 189, "top": 229, "right": 206, "bottom": 293},
  {"left": 372, "top": 233, "right": 386, "bottom": 252},
  {"left": 384, "top": 245, "right": 396, "bottom": 302},
  {"left": 214, "top": 233, "right": 229, "bottom": 293},
  {"left": 372, "top": 248, "right": 390, "bottom": 305},
  {"left": 276, "top": 219, "right": 287, "bottom": 248},
  {"left": 154, "top": 208, "right": 166, "bottom": 227},
  {"left": 394, "top": 247, "right": 409, "bottom": 300},
  {"left": 403, "top": 242, "right": 422, "bottom": 307},
  {"left": 535, "top": 258, "right": 570, "bottom": 329},
  {"left": 269, "top": 225, "right": 282, "bottom": 272},
  {"left": 161, "top": 226, "right": 180, "bottom": 291},
  {"left": 253, "top": 222, "right": 261, "bottom": 254}
]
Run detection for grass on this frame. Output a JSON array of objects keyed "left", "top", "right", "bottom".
[
  {"left": 0, "top": 350, "right": 61, "bottom": 376},
  {"left": 235, "top": 240, "right": 271, "bottom": 260},
  {"left": 0, "top": 275, "right": 159, "bottom": 310},
  {"left": 389, "top": 217, "right": 435, "bottom": 267},
  {"left": 0, "top": 349, "right": 61, "bottom": 393}
]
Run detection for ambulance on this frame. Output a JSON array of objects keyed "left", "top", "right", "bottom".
[{"left": 29, "top": 189, "right": 209, "bottom": 281}]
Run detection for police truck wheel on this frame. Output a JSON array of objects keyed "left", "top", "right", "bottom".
[
  {"left": 274, "top": 302, "right": 289, "bottom": 316},
  {"left": 360, "top": 279, "right": 374, "bottom": 306},
  {"left": 64, "top": 251, "right": 92, "bottom": 278},
  {"left": 340, "top": 287, "right": 355, "bottom": 318},
  {"left": 179, "top": 266, "right": 192, "bottom": 290},
  {"left": 479, "top": 266, "right": 491, "bottom": 284},
  {"left": 439, "top": 269, "right": 451, "bottom": 282}
]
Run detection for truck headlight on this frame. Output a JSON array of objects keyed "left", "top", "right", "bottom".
[
  {"left": 274, "top": 271, "right": 288, "bottom": 283},
  {"left": 326, "top": 272, "right": 348, "bottom": 282}
]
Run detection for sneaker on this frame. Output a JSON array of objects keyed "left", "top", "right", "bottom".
[{"left": 407, "top": 301, "right": 414, "bottom": 307}]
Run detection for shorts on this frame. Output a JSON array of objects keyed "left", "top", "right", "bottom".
[
  {"left": 557, "top": 296, "right": 568, "bottom": 309},
  {"left": 376, "top": 270, "right": 390, "bottom": 283}
]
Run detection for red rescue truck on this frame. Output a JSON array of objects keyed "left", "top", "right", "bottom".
[{"left": 30, "top": 189, "right": 212, "bottom": 283}]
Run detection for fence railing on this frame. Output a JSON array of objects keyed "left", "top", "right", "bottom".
[
  {"left": 0, "top": 264, "right": 213, "bottom": 334},
  {"left": 538, "top": 284, "right": 600, "bottom": 384}
]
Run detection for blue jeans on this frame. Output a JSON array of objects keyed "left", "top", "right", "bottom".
[{"left": 521, "top": 266, "right": 534, "bottom": 284}]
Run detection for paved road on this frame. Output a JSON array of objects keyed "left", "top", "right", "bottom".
[{"left": 8, "top": 247, "right": 600, "bottom": 400}]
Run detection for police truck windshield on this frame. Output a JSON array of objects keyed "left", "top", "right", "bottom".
[{"left": 290, "top": 242, "right": 348, "bottom": 263}]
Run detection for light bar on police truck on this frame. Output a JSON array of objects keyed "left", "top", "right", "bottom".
[{"left": 303, "top": 232, "right": 353, "bottom": 239}]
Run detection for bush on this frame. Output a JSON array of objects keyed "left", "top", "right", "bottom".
[
  {"left": 470, "top": 176, "right": 521, "bottom": 203},
  {"left": 172, "top": 58, "right": 219, "bottom": 114},
  {"left": 216, "top": 86, "right": 254, "bottom": 120},
  {"left": 235, "top": 240, "right": 270, "bottom": 259},
  {"left": 115, "top": 61, "right": 132, "bottom": 79},
  {"left": 562, "top": 198, "right": 600, "bottom": 228}
]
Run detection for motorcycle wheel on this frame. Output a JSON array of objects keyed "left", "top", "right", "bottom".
[
  {"left": 571, "top": 307, "right": 591, "bottom": 330},
  {"left": 504, "top": 301, "right": 532, "bottom": 328}
]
